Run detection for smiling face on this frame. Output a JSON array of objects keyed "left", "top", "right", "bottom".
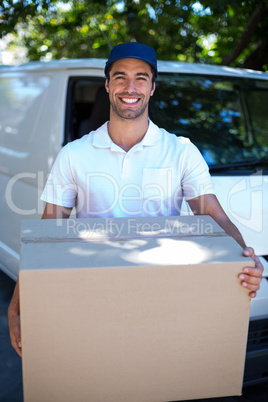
[{"left": 105, "top": 58, "right": 155, "bottom": 121}]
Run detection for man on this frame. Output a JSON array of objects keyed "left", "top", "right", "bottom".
[{"left": 8, "top": 42, "right": 263, "bottom": 357}]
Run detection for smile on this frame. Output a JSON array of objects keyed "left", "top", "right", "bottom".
[{"left": 120, "top": 97, "right": 140, "bottom": 104}]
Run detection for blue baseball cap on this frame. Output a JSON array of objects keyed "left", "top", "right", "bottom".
[{"left": 105, "top": 42, "right": 158, "bottom": 77}]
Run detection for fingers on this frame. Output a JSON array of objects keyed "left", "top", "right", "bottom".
[
  {"left": 7, "top": 281, "right": 22, "bottom": 356},
  {"left": 240, "top": 247, "right": 263, "bottom": 298},
  {"left": 243, "top": 246, "right": 255, "bottom": 258},
  {"left": 10, "top": 334, "right": 22, "bottom": 358},
  {"left": 243, "top": 247, "right": 264, "bottom": 271},
  {"left": 8, "top": 315, "right": 22, "bottom": 357},
  {"left": 239, "top": 271, "right": 261, "bottom": 292}
]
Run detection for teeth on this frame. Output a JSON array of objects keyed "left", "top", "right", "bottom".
[{"left": 121, "top": 98, "right": 138, "bottom": 103}]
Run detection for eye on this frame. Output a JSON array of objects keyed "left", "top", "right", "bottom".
[{"left": 137, "top": 76, "right": 149, "bottom": 82}]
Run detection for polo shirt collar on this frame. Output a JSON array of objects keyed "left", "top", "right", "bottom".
[
  {"left": 92, "top": 120, "right": 161, "bottom": 151},
  {"left": 141, "top": 120, "right": 161, "bottom": 146}
]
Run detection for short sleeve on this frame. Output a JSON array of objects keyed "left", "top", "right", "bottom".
[
  {"left": 181, "top": 141, "right": 215, "bottom": 201},
  {"left": 40, "top": 144, "right": 77, "bottom": 207}
]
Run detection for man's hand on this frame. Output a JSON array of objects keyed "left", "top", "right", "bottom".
[
  {"left": 8, "top": 309, "right": 22, "bottom": 357},
  {"left": 239, "top": 247, "right": 263, "bottom": 298},
  {"left": 187, "top": 195, "right": 263, "bottom": 299},
  {"left": 7, "top": 280, "right": 22, "bottom": 357}
]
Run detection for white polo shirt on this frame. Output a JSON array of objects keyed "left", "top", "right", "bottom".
[{"left": 41, "top": 120, "right": 214, "bottom": 217}]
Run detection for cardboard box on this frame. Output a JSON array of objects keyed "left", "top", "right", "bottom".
[{"left": 19, "top": 216, "right": 253, "bottom": 402}]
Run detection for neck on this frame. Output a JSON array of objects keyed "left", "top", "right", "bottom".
[{"left": 107, "top": 111, "right": 149, "bottom": 152}]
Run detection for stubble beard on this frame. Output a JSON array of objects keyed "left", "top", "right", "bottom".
[{"left": 110, "top": 96, "right": 149, "bottom": 120}]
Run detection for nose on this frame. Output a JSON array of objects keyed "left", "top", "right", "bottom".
[{"left": 124, "top": 78, "right": 137, "bottom": 93}]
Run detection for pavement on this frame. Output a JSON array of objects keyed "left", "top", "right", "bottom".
[{"left": 0, "top": 269, "right": 267, "bottom": 402}]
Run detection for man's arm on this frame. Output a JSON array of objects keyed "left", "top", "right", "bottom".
[
  {"left": 8, "top": 203, "right": 72, "bottom": 356},
  {"left": 42, "top": 202, "right": 73, "bottom": 219},
  {"left": 188, "top": 194, "right": 263, "bottom": 298}
]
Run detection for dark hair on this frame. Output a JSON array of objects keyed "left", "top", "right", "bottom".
[{"left": 105, "top": 64, "right": 156, "bottom": 85}]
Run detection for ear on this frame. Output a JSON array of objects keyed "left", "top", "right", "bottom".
[
  {"left": 150, "top": 82, "right": 156, "bottom": 96},
  {"left": 105, "top": 79, "right": 109, "bottom": 93}
]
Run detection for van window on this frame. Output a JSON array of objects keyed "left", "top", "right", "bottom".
[
  {"left": 64, "top": 77, "right": 109, "bottom": 144},
  {"left": 149, "top": 74, "right": 268, "bottom": 168},
  {"left": 245, "top": 89, "right": 268, "bottom": 151},
  {"left": 0, "top": 75, "right": 51, "bottom": 146},
  {"left": 65, "top": 74, "right": 268, "bottom": 172}
]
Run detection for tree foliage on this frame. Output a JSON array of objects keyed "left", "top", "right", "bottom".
[
  {"left": 1, "top": 0, "right": 268, "bottom": 71},
  {"left": 0, "top": 0, "right": 58, "bottom": 36}
]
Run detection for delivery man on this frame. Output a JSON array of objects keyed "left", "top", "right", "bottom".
[{"left": 8, "top": 42, "right": 263, "bottom": 357}]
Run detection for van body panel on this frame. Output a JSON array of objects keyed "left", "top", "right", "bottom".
[{"left": 211, "top": 176, "right": 268, "bottom": 256}]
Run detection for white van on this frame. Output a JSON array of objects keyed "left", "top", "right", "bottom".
[{"left": 0, "top": 59, "right": 267, "bottom": 384}]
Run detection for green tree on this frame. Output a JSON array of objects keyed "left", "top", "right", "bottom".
[
  {"left": 198, "top": 0, "right": 268, "bottom": 70},
  {"left": 0, "top": 0, "right": 60, "bottom": 37},
  {"left": 1, "top": 0, "right": 268, "bottom": 71}
]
